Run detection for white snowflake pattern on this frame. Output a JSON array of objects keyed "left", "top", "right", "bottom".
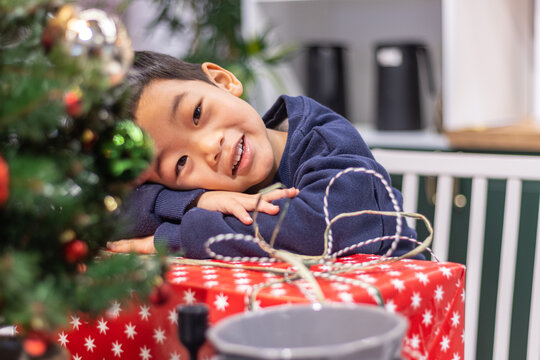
[
  {"left": 415, "top": 272, "right": 429, "bottom": 285},
  {"left": 270, "top": 288, "right": 286, "bottom": 297},
  {"left": 168, "top": 308, "right": 178, "bottom": 325},
  {"left": 234, "top": 278, "right": 251, "bottom": 285},
  {"left": 451, "top": 353, "right": 461, "bottom": 360},
  {"left": 111, "top": 341, "right": 123, "bottom": 357},
  {"left": 235, "top": 284, "right": 253, "bottom": 293},
  {"left": 405, "top": 263, "right": 423, "bottom": 270},
  {"left": 356, "top": 274, "right": 376, "bottom": 284},
  {"left": 338, "top": 292, "right": 354, "bottom": 303},
  {"left": 171, "top": 276, "right": 187, "bottom": 284},
  {"left": 434, "top": 285, "right": 444, "bottom": 302},
  {"left": 57, "top": 332, "right": 69, "bottom": 347},
  {"left": 318, "top": 265, "right": 333, "bottom": 272},
  {"left": 108, "top": 300, "right": 122, "bottom": 318},
  {"left": 124, "top": 322, "right": 137, "bottom": 339},
  {"left": 378, "top": 264, "right": 390, "bottom": 270},
  {"left": 461, "top": 289, "right": 465, "bottom": 302},
  {"left": 331, "top": 283, "right": 351, "bottom": 291},
  {"left": 385, "top": 299, "right": 397, "bottom": 313},
  {"left": 96, "top": 318, "right": 108, "bottom": 334},
  {"left": 84, "top": 336, "right": 96, "bottom": 352},
  {"left": 139, "top": 305, "right": 151, "bottom": 321},
  {"left": 451, "top": 311, "right": 460, "bottom": 327},
  {"left": 169, "top": 352, "right": 181, "bottom": 360},
  {"left": 445, "top": 302, "right": 451, "bottom": 312},
  {"left": 422, "top": 309, "right": 433, "bottom": 326},
  {"left": 204, "top": 280, "right": 219, "bottom": 288},
  {"left": 139, "top": 345, "right": 152, "bottom": 360},
  {"left": 409, "top": 334, "right": 420, "bottom": 349},
  {"left": 183, "top": 289, "right": 196, "bottom": 304},
  {"left": 203, "top": 274, "right": 218, "bottom": 280},
  {"left": 202, "top": 267, "right": 217, "bottom": 274},
  {"left": 440, "top": 267, "right": 452, "bottom": 279},
  {"left": 391, "top": 278, "right": 405, "bottom": 292},
  {"left": 250, "top": 299, "right": 262, "bottom": 310},
  {"left": 171, "top": 270, "right": 187, "bottom": 277},
  {"left": 411, "top": 292, "right": 422, "bottom": 309},
  {"left": 440, "top": 335, "right": 450, "bottom": 351},
  {"left": 70, "top": 315, "right": 82, "bottom": 330},
  {"left": 153, "top": 327, "right": 166, "bottom": 344},
  {"left": 73, "top": 353, "right": 82, "bottom": 360},
  {"left": 388, "top": 271, "right": 402, "bottom": 277},
  {"left": 214, "top": 293, "right": 229, "bottom": 311},
  {"left": 232, "top": 271, "right": 248, "bottom": 278}
]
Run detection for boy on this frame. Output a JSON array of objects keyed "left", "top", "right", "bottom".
[{"left": 107, "top": 51, "right": 419, "bottom": 259}]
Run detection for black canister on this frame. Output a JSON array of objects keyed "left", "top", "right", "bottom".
[
  {"left": 306, "top": 44, "right": 347, "bottom": 118},
  {"left": 375, "top": 42, "right": 435, "bottom": 131}
]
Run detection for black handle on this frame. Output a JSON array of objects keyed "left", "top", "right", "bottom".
[{"left": 177, "top": 304, "right": 209, "bottom": 360}]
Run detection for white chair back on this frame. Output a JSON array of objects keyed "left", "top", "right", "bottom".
[{"left": 371, "top": 148, "right": 540, "bottom": 360}]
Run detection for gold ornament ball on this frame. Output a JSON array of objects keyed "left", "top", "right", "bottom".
[{"left": 46, "top": 5, "right": 133, "bottom": 86}]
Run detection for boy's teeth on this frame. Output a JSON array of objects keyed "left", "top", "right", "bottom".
[{"left": 232, "top": 137, "right": 244, "bottom": 171}]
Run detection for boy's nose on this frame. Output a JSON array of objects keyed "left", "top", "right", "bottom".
[{"left": 198, "top": 133, "right": 223, "bottom": 168}]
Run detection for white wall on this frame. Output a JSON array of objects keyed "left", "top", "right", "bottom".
[
  {"left": 122, "top": 0, "right": 192, "bottom": 57},
  {"left": 442, "top": 0, "right": 533, "bottom": 131}
]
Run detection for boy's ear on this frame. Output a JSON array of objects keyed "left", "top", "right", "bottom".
[{"left": 201, "top": 62, "right": 243, "bottom": 97}]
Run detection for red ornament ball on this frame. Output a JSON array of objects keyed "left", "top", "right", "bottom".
[
  {"left": 149, "top": 282, "right": 172, "bottom": 306},
  {"left": 64, "top": 90, "right": 83, "bottom": 117},
  {"left": 63, "top": 239, "right": 89, "bottom": 264},
  {"left": 0, "top": 156, "right": 8, "bottom": 206},
  {"left": 23, "top": 334, "right": 47, "bottom": 357}
]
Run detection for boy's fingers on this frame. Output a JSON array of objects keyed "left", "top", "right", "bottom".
[
  {"left": 106, "top": 236, "right": 156, "bottom": 254},
  {"left": 262, "top": 188, "right": 298, "bottom": 201},
  {"left": 230, "top": 204, "right": 253, "bottom": 225},
  {"left": 255, "top": 200, "right": 280, "bottom": 215},
  {"left": 107, "top": 239, "right": 134, "bottom": 252}
]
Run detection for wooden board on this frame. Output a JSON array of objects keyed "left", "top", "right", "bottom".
[{"left": 445, "top": 122, "right": 540, "bottom": 152}]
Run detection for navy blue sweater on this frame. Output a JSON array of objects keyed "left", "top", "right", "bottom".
[{"left": 122, "top": 96, "right": 419, "bottom": 259}]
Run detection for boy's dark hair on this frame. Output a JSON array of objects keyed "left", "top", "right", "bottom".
[{"left": 127, "top": 51, "right": 215, "bottom": 119}]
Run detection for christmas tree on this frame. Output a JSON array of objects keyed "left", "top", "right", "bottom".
[{"left": 0, "top": 0, "right": 163, "bottom": 352}]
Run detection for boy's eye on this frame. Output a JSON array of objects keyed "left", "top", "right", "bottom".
[
  {"left": 193, "top": 104, "right": 201, "bottom": 125},
  {"left": 176, "top": 155, "right": 187, "bottom": 176}
]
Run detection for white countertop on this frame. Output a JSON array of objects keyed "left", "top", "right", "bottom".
[{"left": 355, "top": 124, "right": 451, "bottom": 151}]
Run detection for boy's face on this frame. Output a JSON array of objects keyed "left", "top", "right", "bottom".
[{"left": 135, "top": 64, "right": 279, "bottom": 192}]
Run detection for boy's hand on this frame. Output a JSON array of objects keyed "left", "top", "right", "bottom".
[
  {"left": 106, "top": 235, "right": 156, "bottom": 254},
  {"left": 196, "top": 187, "right": 299, "bottom": 225}
]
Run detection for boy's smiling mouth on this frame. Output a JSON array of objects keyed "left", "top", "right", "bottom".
[{"left": 232, "top": 135, "right": 245, "bottom": 175}]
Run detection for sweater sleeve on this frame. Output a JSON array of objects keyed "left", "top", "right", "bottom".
[{"left": 120, "top": 183, "right": 204, "bottom": 249}]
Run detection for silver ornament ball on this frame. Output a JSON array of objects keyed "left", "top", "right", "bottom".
[{"left": 53, "top": 5, "right": 133, "bottom": 86}]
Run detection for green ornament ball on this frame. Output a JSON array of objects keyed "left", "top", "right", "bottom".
[{"left": 98, "top": 120, "right": 154, "bottom": 182}]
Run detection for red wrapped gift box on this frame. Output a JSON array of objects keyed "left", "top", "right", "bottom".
[{"left": 56, "top": 254, "right": 465, "bottom": 360}]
